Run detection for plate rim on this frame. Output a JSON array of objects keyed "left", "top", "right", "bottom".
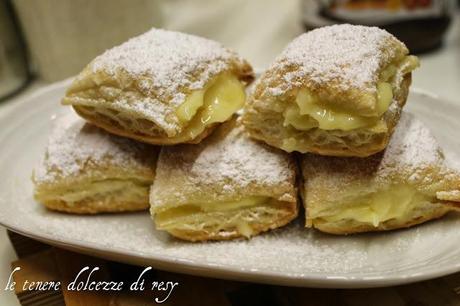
[{"left": 0, "top": 80, "right": 459, "bottom": 288}]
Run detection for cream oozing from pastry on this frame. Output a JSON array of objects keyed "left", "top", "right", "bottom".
[
  {"left": 154, "top": 196, "right": 281, "bottom": 237},
  {"left": 173, "top": 73, "right": 246, "bottom": 141},
  {"left": 283, "top": 55, "right": 419, "bottom": 133},
  {"left": 313, "top": 185, "right": 433, "bottom": 227},
  {"left": 72, "top": 72, "right": 246, "bottom": 143},
  {"left": 35, "top": 179, "right": 151, "bottom": 204}
]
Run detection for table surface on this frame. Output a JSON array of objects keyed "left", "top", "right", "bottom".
[{"left": 0, "top": 9, "right": 459, "bottom": 305}]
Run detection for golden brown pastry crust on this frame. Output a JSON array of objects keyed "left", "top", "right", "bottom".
[
  {"left": 33, "top": 112, "right": 158, "bottom": 214},
  {"left": 42, "top": 199, "right": 150, "bottom": 214},
  {"left": 310, "top": 205, "right": 451, "bottom": 235},
  {"left": 245, "top": 74, "right": 411, "bottom": 157},
  {"left": 62, "top": 28, "right": 254, "bottom": 145},
  {"left": 243, "top": 25, "right": 417, "bottom": 157},
  {"left": 300, "top": 113, "right": 460, "bottom": 234},
  {"left": 150, "top": 119, "right": 298, "bottom": 241},
  {"left": 166, "top": 208, "right": 298, "bottom": 241},
  {"left": 73, "top": 106, "right": 219, "bottom": 145}
]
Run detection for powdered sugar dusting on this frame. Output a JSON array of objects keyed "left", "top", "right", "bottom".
[
  {"left": 380, "top": 112, "right": 442, "bottom": 171},
  {"left": 266, "top": 24, "right": 404, "bottom": 95},
  {"left": 3, "top": 95, "right": 460, "bottom": 280},
  {"left": 188, "top": 126, "right": 292, "bottom": 190},
  {"left": 153, "top": 121, "right": 295, "bottom": 203},
  {"left": 34, "top": 111, "right": 154, "bottom": 184},
  {"left": 91, "top": 28, "right": 242, "bottom": 107}
]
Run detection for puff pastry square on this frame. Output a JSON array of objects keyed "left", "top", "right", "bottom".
[
  {"left": 150, "top": 119, "right": 298, "bottom": 241},
  {"left": 33, "top": 112, "right": 158, "bottom": 214},
  {"left": 300, "top": 113, "right": 460, "bottom": 234},
  {"left": 243, "top": 24, "right": 419, "bottom": 157},
  {"left": 62, "top": 28, "right": 254, "bottom": 145}
]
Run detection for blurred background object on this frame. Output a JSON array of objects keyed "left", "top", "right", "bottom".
[
  {"left": 0, "top": 0, "right": 29, "bottom": 101},
  {"left": 0, "top": 0, "right": 458, "bottom": 90},
  {"left": 302, "top": 0, "right": 456, "bottom": 53},
  {"left": 11, "top": 0, "right": 162, "bottom": 82},
  {"left": 159, "top": 0, "right": 302, "bottom": 69}
]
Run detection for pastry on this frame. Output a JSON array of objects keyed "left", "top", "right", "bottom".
[
  {"left": 62, "top": 28, "right": 254, "bottom": 145},
  {"left": 150, "top": 119, "right": 298, "bottom": 241},
  {"left": 243, "top": 24, "right": 419, "bottom": 157},
  {"left": 300, "top": 113, "right": 460, "bottom": 234},
  {"left": 33, "top": 112, "right": 158, "bottom": 214}
]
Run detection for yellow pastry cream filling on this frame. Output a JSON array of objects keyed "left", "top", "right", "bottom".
[
  {"left": 154, "top": 196, "right": 280, "bottom": 237},
  {"left": 36, "top": 179, "right": 150, "bottom": 204},
  {"left": 282, "top": 56, "right": 419, "bottom": 133},
  {"left": 313, "top": 185, "right": 433, "bottom": 227},
  {"left": 173, "top": 73, "right": 246, "bottom": 141}
]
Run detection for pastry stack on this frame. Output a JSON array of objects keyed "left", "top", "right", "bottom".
[{"left": 33, "top": 25, "right": 460, "bottom": 241}]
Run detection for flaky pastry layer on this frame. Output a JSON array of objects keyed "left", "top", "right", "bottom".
[
  {"left": 150, "top": 119, "right": 298, "bottom": 241},
  {"left": 33, "top": 112, "right": 158, "bottom": 214},
  {"left": 62, "top": 28, "right": 254, "bottom": 145},
  {"left": 300, "top": 113, "right": 460, "bottom": 234},
  {"left": 243, "top": 25, "right": 418, "bottom": 157}
]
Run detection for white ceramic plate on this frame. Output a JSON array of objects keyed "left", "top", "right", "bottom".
[{"left": 1, "top": 79, "right": 460, "bottom": 288}]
